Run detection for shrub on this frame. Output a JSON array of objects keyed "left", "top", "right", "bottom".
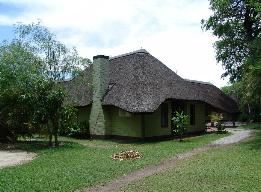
[
  {"left": 68, "top": 121, "right": 90, "bottom": 139},
  {"left": 209, "top": 113, "right": 226, "bottom": 133},
  {"left": 172, "top": 111, "right": 189, "bottom": 141},
  {"left": 59, "top": 106, "right": 90, "bottom": 138}
]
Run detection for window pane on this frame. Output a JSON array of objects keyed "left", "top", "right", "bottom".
[
  {"left": 190, "top": 104, "right": 195, "bottom": 125},
  {"left": 161, "top": 103, "right": 168, "bottom": 128}
]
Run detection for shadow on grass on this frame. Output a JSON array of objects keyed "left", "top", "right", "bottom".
[
  {"left": 3, "top": 130, "right": 229, "bottom": 151},
  {"left": 105, "top": 138, "right": 191, "bottom": 145},
  {"left": 104, "top": 131, "right": 210, "bottom": 145},
  {"left": 101, "top": 139, "right": 165, "bottom": 145},
  {"left": 3, "top": 140, "right": 80, "bottom": 153}
]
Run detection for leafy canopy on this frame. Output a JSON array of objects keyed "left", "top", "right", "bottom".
[
  {"left": 203, "top": 0, "right": 261, "bottom": 122},
  {"left": 15, "top": 21, "right": 91, "bottom": 81},
  {"left": 202, "top": 0, "right": 261, "bottom": 82},
  {"left": 0, "top": 22, "right": 90, "bottom": 143}
]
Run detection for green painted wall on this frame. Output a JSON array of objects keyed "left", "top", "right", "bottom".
[
  {"left": 78, "top": 101, "right": 206, "bottom": 138},
  {"left": 144, "top": 101, "right": 206, "bottom": 137},
  {"left": 104, "top": 106, "right": 142, "bottom": 137},
  {"left": 78, "top": 105, "right": 142, "bottom": 137},
  {"left": 144, "top": 102, "right": 172, "bottom": 137},
  {"left": 89, "top": 57, "right": 109, "bottom": 136},
  {"left": 186, "top": 101, "right": 206, "bottom": 132}
]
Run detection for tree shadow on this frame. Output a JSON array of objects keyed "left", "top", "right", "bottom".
[
  {"left": 0, "top": 140, "right": 78, "bottom": 153},
  {"left": 101, "top": 134, "right": 200, "bottom": 145}
]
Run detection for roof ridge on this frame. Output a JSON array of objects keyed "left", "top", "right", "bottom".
[
  {"left": 184, "top": 79, "right": 213, "bottom": 86},
  {"left": 109, "top": 49, "right": 149, "bottom": 60}
]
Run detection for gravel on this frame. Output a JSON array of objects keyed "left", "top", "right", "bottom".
[
  {"left": 0, "top": 150, "right": 36, "bottom": 169},
  {"left": 211, "top": 128, "right": 252, "bottom": 146}
]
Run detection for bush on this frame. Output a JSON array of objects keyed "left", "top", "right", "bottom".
[
  {"left": 209, "top": 113, "right": 226, "bottom": 133},
  {"left": 0, "top": 120, "right": 15, "bottom": 142},
  {"left": 172, "top": 111, "right": 189, "bottom": 141},
  {"left": 68, "top": 121, "right": 90, "bottom": 139},
  {"left": 216, "top": 121, "right": 226, "bottom": 133},
  {"left": 59, "top": 106, "right": 90, "bottom": 139}
]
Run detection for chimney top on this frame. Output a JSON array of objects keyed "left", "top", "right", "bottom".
[{"left": 93, "top": 55, "right": 109, "bottom": 60}]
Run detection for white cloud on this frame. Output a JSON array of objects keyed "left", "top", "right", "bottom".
[{"left": 0, "top": 0, "right": 229, "bottom": 87}]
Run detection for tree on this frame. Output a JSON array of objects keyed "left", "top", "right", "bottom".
[
  {"left": 222, "top": 80, "right": 260, "bottom": 121},
  {"left": 14, "top": 22, "right": 92, "bottom": 146},
  {"left": 0, "top": 22, "right": 90, "bottom": 145},
  {"left": 0, "top": 41, "right": 44, "bottom": 141},
  {"left": 202, "top": 0, "right": 261, "bottom": 122},
  {"left": 15, "top": 22, "right": 91, "bottom": 81},
  {"left": 202, "top": 0, "right": 261, "bottom": 82},
  {"left": 172, "top": 111, "right": 189, "bottom": 141}
]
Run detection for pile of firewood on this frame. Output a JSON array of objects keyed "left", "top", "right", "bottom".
[{"left": 111, "top": 150, "right": 141, "bottom": 161}]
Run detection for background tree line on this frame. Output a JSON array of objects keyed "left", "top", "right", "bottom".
[
  {"left": 202, "top": 0, "right": 260, "bottom": 121},
  {"left": 0, "top": 22, "right": 91, "bottom": 145}
]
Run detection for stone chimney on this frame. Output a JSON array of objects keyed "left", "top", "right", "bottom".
[{"left": 89, "top": 55, "right": 109, "bottom": 136}]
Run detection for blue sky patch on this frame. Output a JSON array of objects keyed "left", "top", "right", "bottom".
[
  {"left": 0, "top": 25, "right": 15, "bottom": 42},
  {"left": 0, "top": 2, "right": 25, "bottom": 17}
]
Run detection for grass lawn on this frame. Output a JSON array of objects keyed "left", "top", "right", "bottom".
[
  {"left": 0, "top": 133, "right": 225, "bottom": 192},
  {"left": 119, "top": 124, "right": 261, "bottom": 192},
  {"left": 240, "top": 123, "right": 260, "bottom": 130}
]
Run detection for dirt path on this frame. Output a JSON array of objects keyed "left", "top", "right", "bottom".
[
  {"left": 0, "top": 150, "right": 36, "bottom": 169},
  {"left": 82, "top": 128, "right": 253, "bottom": 192}
]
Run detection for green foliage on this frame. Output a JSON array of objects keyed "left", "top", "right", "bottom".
[
  {"left": 221, "top": 81, "right": 260, "bottom": 122},
  {"left": 59, "top": 107, "right": 90, "bottom": 138},
  {"left": 0, "top": 42, "right": 44, "bottom": 141},
  {"left": 172, "top": 111, "right": 189, "bottom": 141},
  {"left": 216, "top": 122, "right": 225, "bottom": 133},
  {"left": 209, "top": 112, "right": 223, "bottom": 122},
  {"left": 0, "top": 22, "right": 90, "bottom": 144},
  {"left": 59, "top": 106, "right": 78, "bottom": 135},
  {"left": 14, "top": 21, "right": 92, "bottom": 81},
  {"left": 203, "top": 0, "right": 261, "bottom": 122},
  {"left": 209, "top": 112, "right": 225, "bottom": 132},
  {"left": 202, "top": 0, "right": 261, "bottom": 82},
  {"left": 67, "top": 121, "right": 90, "bottom": 139}
]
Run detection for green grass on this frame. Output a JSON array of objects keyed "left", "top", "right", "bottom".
[
  {"left": 0, "top": 133, "right": 225, "bottom": 192},
  {"left": 120, "top": 126, "right": 261, "bottom": 192},
  {"left": 239, "top": 122, "right": 261, "bottom": 130}
]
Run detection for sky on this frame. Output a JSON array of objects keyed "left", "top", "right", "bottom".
[{"left": 0, "top": 0, "right": 230, "bottom": 88}]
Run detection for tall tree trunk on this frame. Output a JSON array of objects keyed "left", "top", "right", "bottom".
[
  {"left": 48, "top": 132, "right": 53, "bottom": 146},
  {"left": 54, "top": 125, "right": 59, "bottom": 147},
  {"left": 247, "top": 103, "right": 251, "bottom": 122},
  {"left": 52, "top": 116, "right": 59, "bottom": 147},
  {"left": 54, "top": 131, "right": 58, "bottom": 146},
  {"left": 48, "top": 123, "right": 53, "bottom": 146}
]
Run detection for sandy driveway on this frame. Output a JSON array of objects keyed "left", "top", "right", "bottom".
[{"left": 0, "top": 150, "right": 36, "bottom": 169}]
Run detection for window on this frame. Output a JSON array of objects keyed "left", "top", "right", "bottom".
[
  {"left": 161, "top": 103, "right": 168, "bottom": 128},
  {"left": 190, "top": 104, "right": 195, "bottom": 125}
]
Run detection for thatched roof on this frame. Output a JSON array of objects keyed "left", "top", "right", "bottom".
[
  {"left": 62, "top": 49, "right": 238, "bottom": 114},
  {"left": 61, "top": 66, "right": 93, "bottom": 107}
]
